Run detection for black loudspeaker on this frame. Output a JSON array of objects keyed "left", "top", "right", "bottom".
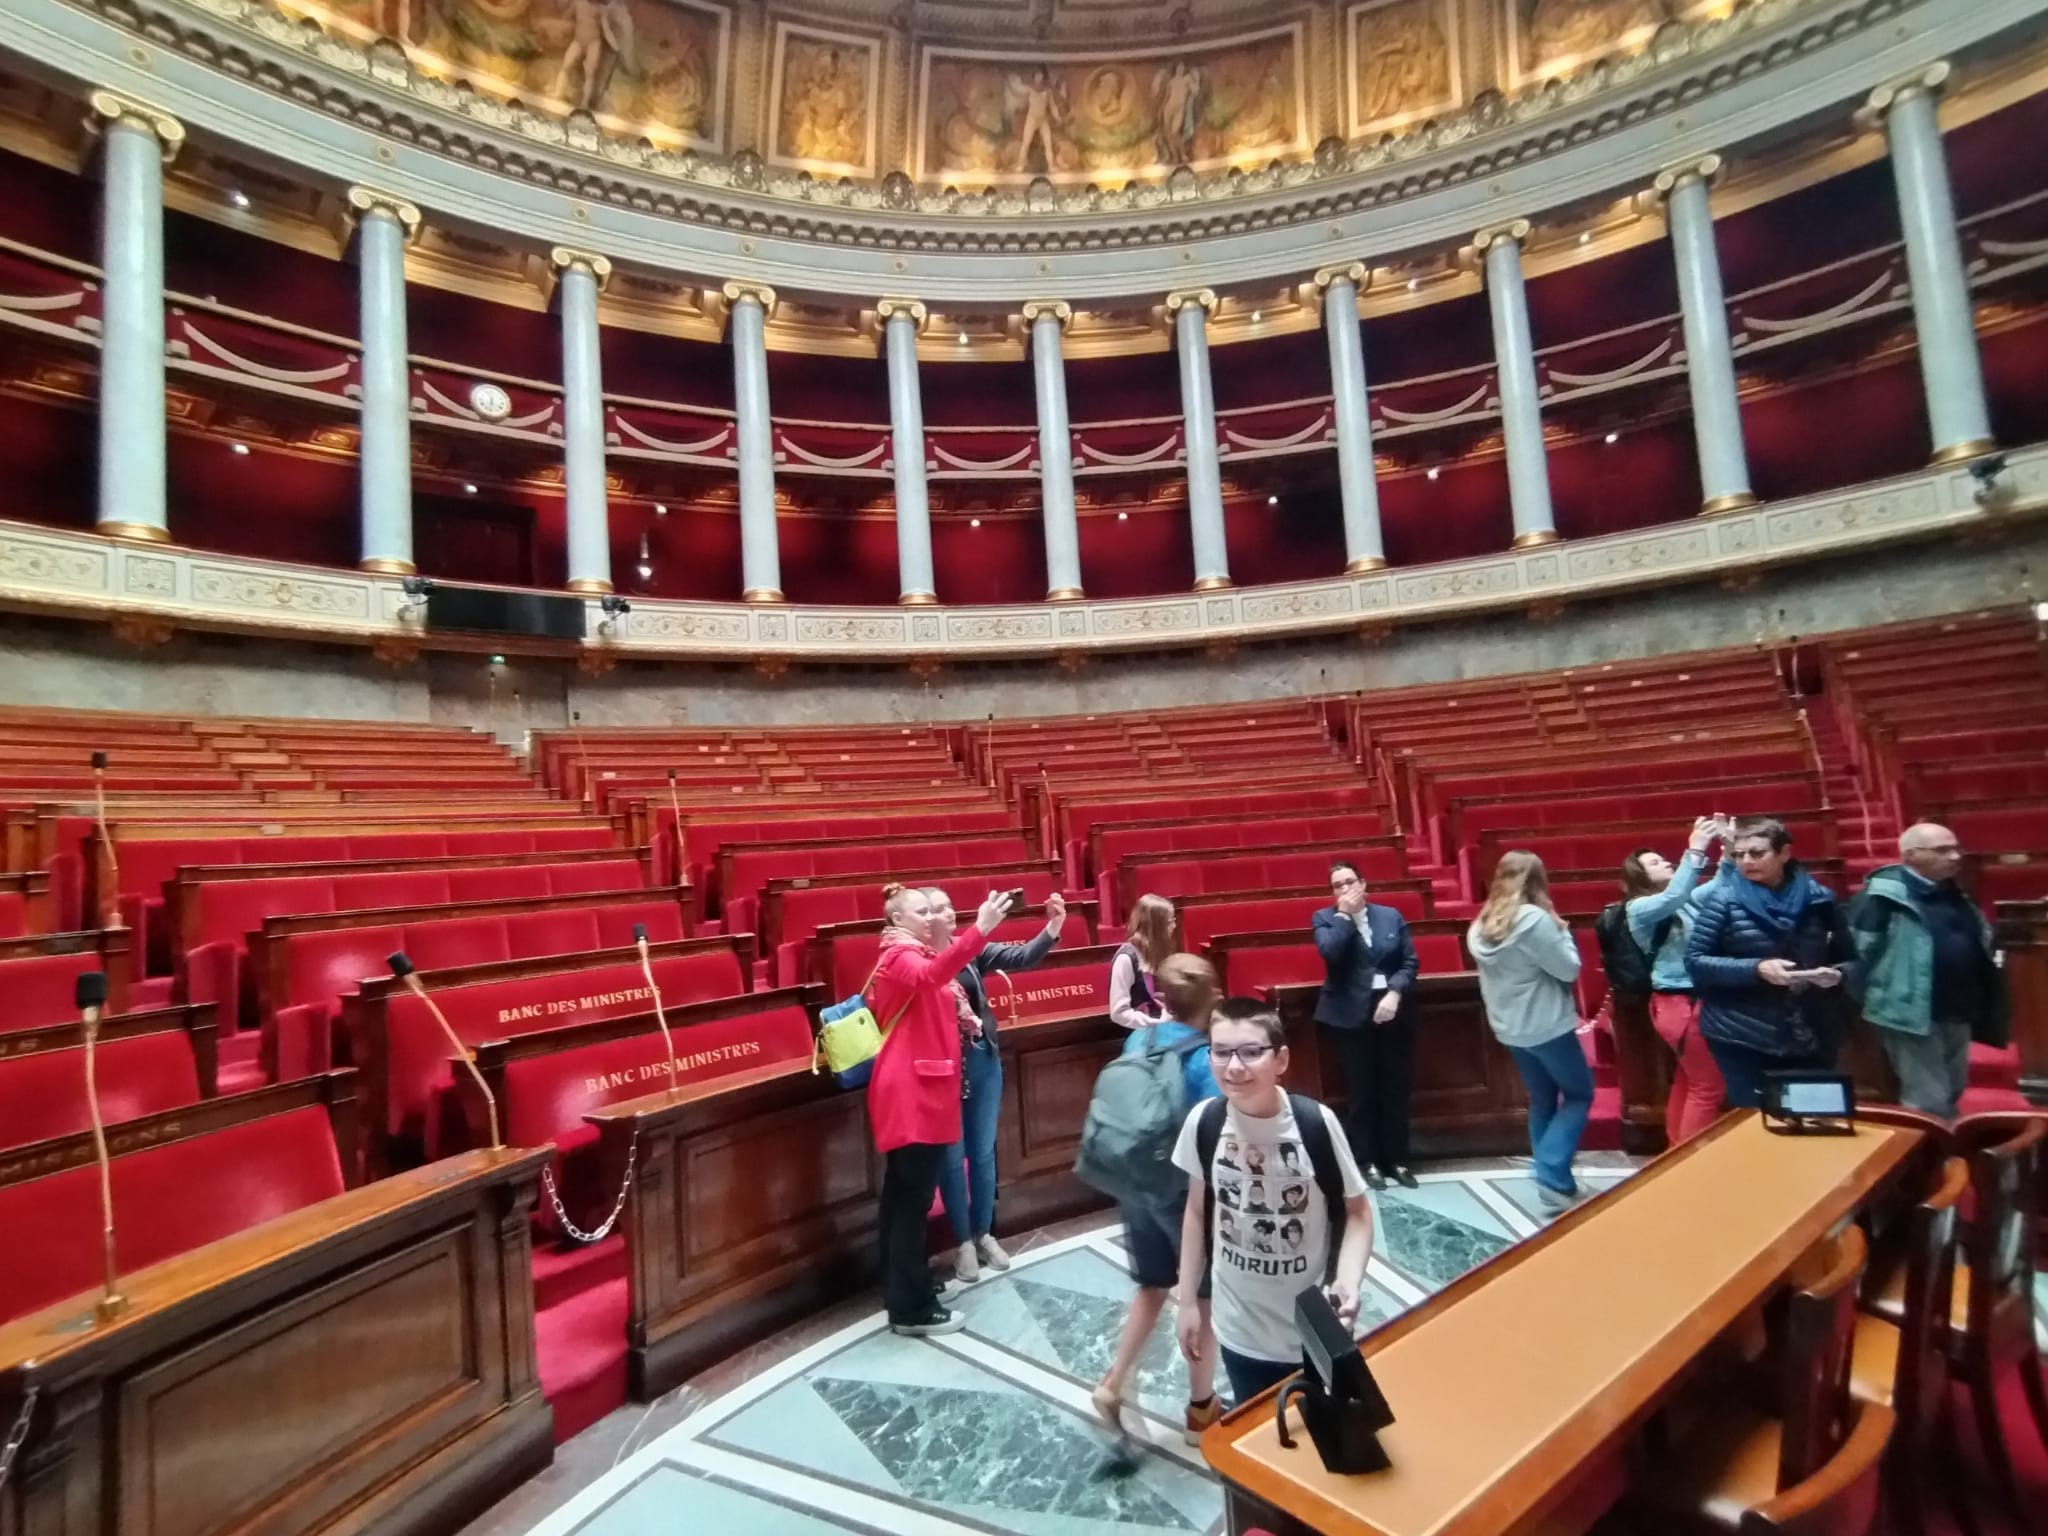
[
  {"left": 424, "top": 583, "right": 586, "bottom": 641},
  {"left": 1275, "top": 1286, "right": 1396, "bottom": 1473}
]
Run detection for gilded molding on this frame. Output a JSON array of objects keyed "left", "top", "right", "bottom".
[
  {"left": 95, "top": 519, "right": 172, "bottom": 544},
  {"left": 344, "top": 186, "right": 424, "bottom": 242},
  {"left": 550, "top": 247, "right": 614, "bottom": 290},
  {"left": 85, "top": 88, "right": 184, "bottom": 162},
  {"left": 723, "top": 281, "right": 779, "bottom": 317}
]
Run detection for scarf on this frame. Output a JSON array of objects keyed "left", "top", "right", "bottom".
[
  {"left": 1726, "top": 861, "right": 1824, "bottom": 937},
  {"left": 879, "top": 923, "right": 981, "bottom": 1044}
]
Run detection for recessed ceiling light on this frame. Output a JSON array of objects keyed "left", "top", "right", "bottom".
[
  {"left": 1407, "top": 278, "right": 1420, "bottom": 291},
  {"left": 463, "top": 482, "right": 478, "bottom": 494},
  {"left": 1250, "top": 310, "right": 1262, "bottom": 323},
  {"left": 969, "top": 517, "right": 982, "bottom": 527},
  {"left": 1117, "top": 511, "right": 1128, "bottom": 521},
  {"left": 1426, "top": 466, "right": 1440, "bottom": 481},
  {"left": 228, "top": 190, "right": 250, "bottom": 209},
  {"left": 654, "top": 503, "right": 668, "bottom": 515},
  {"left": 230, "top": 442, "right": 250, "bottom": 456},
  {"left": 1604, "top": 431, "right": 1619, "bottom": 444},
  {"left": 1579, "top": 231, "right": 1591, "bottom": 245},
  {"left": 956, "top": 331, "right": 969, "bottom": 345}
]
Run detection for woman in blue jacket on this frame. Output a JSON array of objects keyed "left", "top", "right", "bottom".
[{"left": 1685, "top": 816, "right": 1861, "bottom": 1108}]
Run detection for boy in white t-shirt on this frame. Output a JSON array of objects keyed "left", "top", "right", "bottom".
[{"left": 1172, "top": 998, "right": 1374, "bottom": 1404}]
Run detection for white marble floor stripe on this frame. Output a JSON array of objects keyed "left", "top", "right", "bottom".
[
  {"left": 1467, "top": 1177, "right": 1544, "bottom": 1239},
  {"left": 1365, "top": 1256, "right": 1428, "bottom": 1308},
  {"left": 665, "top": 1443, "right": 1002, "bottom": 1536}
]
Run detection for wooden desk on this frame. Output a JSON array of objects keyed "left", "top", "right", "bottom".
[{"left": 1202, "top": 1112, "right": 1921, "bottom": 1536}]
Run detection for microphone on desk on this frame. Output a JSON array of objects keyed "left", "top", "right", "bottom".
[
  {"left": 666, "top": 769, "right": 684, "bottom": 889},
  {"left": 388, "top": 952, "right": 502, "bottom": 1150},
  {"left": 90, "top": 749, "right": 122, "bottom": 931},
  {"left": 633, "top": 923, "right": 679, "bottom": 1097},
  {"left": 76, "top": 969, "right": 127, "bottom": 1322},
  {"left": 571, "top": 710, "right": 592, "bottom": 807}
]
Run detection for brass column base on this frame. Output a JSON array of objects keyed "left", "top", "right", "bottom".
[
  {"left": 741, "top": 587, "right": 786, "bottom": 604},
  {"left": 1046, "top": 586, "right": 1086, "bottom": 603},
  {"left": 1193, "top": 575, "right": 1234, "bottom": 591},
  {"left": 1698, "top": 492, "right": 1759, "bottom": 518},
  {"left": 566, "top": 577, "right": 614, "bottom": 594},
  {"left": 1344, "top": 556, "right": 1389, "bottom": 573},
  {"left": 1510, "top": 529, "right": 1562, "bottom": 549},
  {"left": 95, "top": 519, "right": 172, "bottom": 544},
  {"left": 899, "top": 591, "right": 938, "bottom": 606},
  {"left": 1930, "top": 437, "right": 1998, "bottom": 467},
  {"left": 359, "top": 556, "right": 418, "bottom": 575}
]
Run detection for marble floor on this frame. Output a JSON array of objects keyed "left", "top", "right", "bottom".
[{"left": 462, "top": 1156, "right": 1651, "bottom": 1536}]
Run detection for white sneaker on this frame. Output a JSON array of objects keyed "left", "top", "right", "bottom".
[
  {"left": 1536, "top": 1183, "right": 1580, "bottom": 1217},
  {"left": 976, "top": 1234, "right": 1011, "bottom": 1272},
  {"left": 954, "top": 1240, "right": 979, "bottom": 1284}
]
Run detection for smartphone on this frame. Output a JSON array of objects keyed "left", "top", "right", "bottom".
[{"left": 1000, "top": 888, "right": 1028, "bottom": 912}]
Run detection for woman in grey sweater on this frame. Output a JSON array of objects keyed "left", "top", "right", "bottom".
[{"left": 1466, "top": 851, "right": 1591, "bottom": 1215}]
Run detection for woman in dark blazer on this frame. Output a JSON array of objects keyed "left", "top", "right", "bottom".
[{"left": 1313, "top": 858, "right": 1421, "bottom": 1189}]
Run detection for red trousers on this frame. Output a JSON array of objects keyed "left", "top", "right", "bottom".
[{"left": 1649, "top": 992, "right": 1724, "bottom": 1145}]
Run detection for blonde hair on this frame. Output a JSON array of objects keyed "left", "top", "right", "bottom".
[
  {"left": 1155, "top": 952, "right": 1219, "bottom": 1029},
  {"left": 1127, "top": 894, "right": 1176, "bottom": 967},
  {"left": 1476, "top": 851, "right": 1554, "bottom": 945},
  {"left": 881, "top": 882, "right": 919, "bottom": 924}
]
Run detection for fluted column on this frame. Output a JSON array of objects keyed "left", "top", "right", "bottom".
[
  {"left": 89, "top": 91, "right": 182, "bottom": 544},
  {"left": 1314, "top": 263, "right": 1387, "bottom": 572},
  {"left": 552, "top": 248, "right": 613, "bottom": 593},
  {"left": 724, "top": 280, "right": 783, "bottom": 602},
  {"left": 1025, "top": 300, "right": 1083, "bottom": 601},
  {"left": 1869, "top": 63, "right": 1995, "bottom": 465},
  {"left": 348, "top": 188, "right": 422, "bottom": 573},
  {"left": 1475, "top": 219, "right": 1559, "bottom": 548},
  {"left": 1654, "top": 155, "right": 1755, "bottom": 516},
  {"left": 877, "top": 298, "right": 935, "bottom": 604},
  {"left": 1168, "top": 288, "right": 1230, "bottom": 589}
]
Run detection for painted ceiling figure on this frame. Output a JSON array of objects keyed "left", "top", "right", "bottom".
[
  {"left": 1006, "top": 66, "right": 1067, "bottom": 174},
  {"left": 1357, "top": 3, "right": 1451, "bottom": 123},
  {"left": 1527, "top": 0, "right": 1668, "bottom": 68},
  {"left": 550, "top": 0, "right": 636, "bottom": 112},
  {"left": 1152, "top": 58, "right": 1203, "bottom": 165}
]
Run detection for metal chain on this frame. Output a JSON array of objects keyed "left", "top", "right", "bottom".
[
  {"left": 540, "top": 1130, "right": 639, "bottom": 1244},
  {"left": 0, "top": 1388, "right": 38, "bottom": 1493}
]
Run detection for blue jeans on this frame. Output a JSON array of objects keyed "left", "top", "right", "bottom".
[
  {"left": 1220, "top": 1345, "right": 1298, "bottom": 1405},
  {"left": 1508, "top": 1032, "right": 1594, "bottom": 1196},
  {"left": 939, "top": 1038, "right": 1003, "bottom": 1243},
  {"left": 1706, "top": 1035, "right": 1833, "bottom": 1111}
]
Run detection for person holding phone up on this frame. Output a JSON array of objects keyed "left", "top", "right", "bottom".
[{"left": 1684, "top": 816, "right": 1862, "bottom": 1110}]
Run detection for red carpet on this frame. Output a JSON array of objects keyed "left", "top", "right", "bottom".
[{"left": 533, "top": 1235, "right": 631, "bottom": 1444}]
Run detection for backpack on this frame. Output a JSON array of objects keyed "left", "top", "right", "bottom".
[
  {"left": 1194, "top": 1095, "right": 1347, "bottom": 1283},
  {"left": 1073, "top": 1027, "right": 1206, "bottom": 1208},
  {"left": 1594, "top": 901, "right": 1672, "bottom": 999}
]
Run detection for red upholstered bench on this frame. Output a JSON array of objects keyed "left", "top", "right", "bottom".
[
  {"left": 0, "top": 1004, "right": 217, "bottom": 1150},
  {"left": 0, "top": 1073, "right": 354, "bottom": 1326},
  {"left": 0, "top": 930, "right": 141, "bottom": 1032},
  {"left": 804, "top": 902, "right": 1098, "bottom": 999},
  {"left": 1092, "top": 810, "right": 1387, "bottom": 919},
  {"left": 1121, "top": 841, "right": 1406, "bottom": 918},
  {"left": 764, "top": 864, "right": 1063, "bottom": 987},
  {"left": 338, "top": 935, "right": 752, "bottom": 1169},
  {"left": 720, "top": 833, "right": 1034, "bottom": 935},
  {"left": 466, "top": 988, "right": 821, "bottom": 1229},
  {"left": 668, "top": 803, "right": 1015, "bottom": 894},
  {"left": 1211, "top": 925, "right": 1469, "bottom": 996},
  {"left": 1175, "top": 886, "right": 1428, "bottom": 954}
]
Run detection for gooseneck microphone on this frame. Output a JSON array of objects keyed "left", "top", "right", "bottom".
[
  {"left": 389, "top": 952, "right": 503, "bottom": 1150},
  {"left": 91, "top": 749, "right": 121, "bottom": 930},
  {"left": 76, "top": 969, "right": 127, "bottom": 1321},
  {"left": 634, "top": 922, "right": 680, "bottom": 1096},
  {"left": 666, "top": 768, "right": 684, "bottom": 889},
  {"left": 571, "top": 710, "right": 593, "bottom": 807}
]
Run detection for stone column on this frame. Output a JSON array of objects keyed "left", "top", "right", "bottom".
[
  {"left": 1475, "top": 219, "right": 1559, "bottom": 548},
  {"left": 1314, "top": 262, "right": 1387, "bottom": 572},
  {"left": 877, "top": 298, "right": 936, "bottom": 604},
  {"left": 1654, "top": 155, "right": 1755, "bottom": 516},
  {"left": 724, "top": 280, "right": 783, "bottom": 602},
  {"left": 1024, "top": 300, "right": 1083, "bottom": 601},
  {"left": 552, "top": 248, "right": 613, "bottom": 593},
  {"left": 1168, "top": 288, "right": 1230, "bottom": 589},
  {"left": 89, "top": 91, "right": 183, "bottom": 544},
  {"left": 348, "top": 187, "right": 422, "bottom": 572},
  {"left": 1869, "top": 63, "right": 1995, "bottom": 464}
]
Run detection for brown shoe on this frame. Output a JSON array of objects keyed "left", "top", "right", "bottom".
[{"left": 1184, "top": 1395, "right": 1223, "bottom": 1446}]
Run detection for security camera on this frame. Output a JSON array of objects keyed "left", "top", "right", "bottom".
[
  {"left": 396, "top": 573, "right": 433, "bottom": 619},
  {"left": 600, "top": 594, "right": 632, "bottom": 618},
  {"left": 1968, "top": 452, "right": 2010, "bottom": 508}
]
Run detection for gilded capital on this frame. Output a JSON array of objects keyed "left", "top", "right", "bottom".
[
  {"left": 1865, "top": 60, "right": 1951, "bottom": 118},
  {"left": 550, "top": 247, "right": 614, "bottom": 289},
  {"left": 1313, "top": 262, "right": 1369, "bottom": 300},
  {"left": 1164, "top": 288, "right": 1219, "bottom": 316},
  {"left": 1021, "top": 299, "right": 1073, "bottom": 329},
  {"left": 86, "top": 89, "right": 185, "bottom": 162},
  {"left": 1651, "top": 153, "right": 1724, "bottom": 201},
  {"left": 723, "top": 280, "right": 779, "bottom": 316},
  {"left": 345, "top": 186, "right": 423, "bottom": 242},
  {"left": 1472, "top": 218, "right": 1533, "bottom": 253},
  {"left": 875, "top": 297, "right": 929, "bottom": 331}
]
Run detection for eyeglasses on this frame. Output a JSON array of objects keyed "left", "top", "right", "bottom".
[
  {"left": 1211, "top": 1044, "right": 1276, "bottom": 1067},
  {"left": 1731, "top": 846, "right": 1779, "bottom": 861}
]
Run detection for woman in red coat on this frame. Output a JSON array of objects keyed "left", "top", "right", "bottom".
[{"left": 867, "top": 882, "right": 1014, "bottom": 1335}]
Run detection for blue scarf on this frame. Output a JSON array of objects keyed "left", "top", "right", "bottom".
[{"left": 1726, "top": 861, "right": 1825, "bottom": 936}]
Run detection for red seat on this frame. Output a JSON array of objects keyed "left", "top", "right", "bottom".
[
  {"left": 406, "top": 915, "right": 512, "bottom": 971},
  {"left": 0, "top": 950, "right": 109, "bottom": 1034},
  {"left": 0, "top": 891, "right": 27, "bottom": 939},
  {"left": 0, "top": 1031, "right": 201, "bottom": 1149}
]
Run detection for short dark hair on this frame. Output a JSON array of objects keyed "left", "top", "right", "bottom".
[
  {"left": 1730, "top": 815, "right": 1791, "bottom": 852},
  {"left": 1620, "top": 848, "right": 1661, "bottom": 899},
  {"left": 1329, "top": 859, "right": 1361, "bottom": 882},
  {"left": 1212, "top": 996, "right": 1284, "bottom": 1049}
]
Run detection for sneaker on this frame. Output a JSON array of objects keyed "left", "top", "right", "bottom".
[
  {"left": 954, "top": 1240, "right": 979, "bottom": 1285},
  {"left": 976, "top": 1234, "right": 1011, "bottom": 1272},
  {"left": 891, "top": 1307, "right": 965, "bottom": 1337},
  {"left": 1536, "top": 1183, "right": 1580, "bottom": 1216},
  {"left": 1184, "top": 1395, "right": 1223, "bottom": 1446},
  {"left": 1392, "top": 1168, "right": 1419, "bottom": 1190}
]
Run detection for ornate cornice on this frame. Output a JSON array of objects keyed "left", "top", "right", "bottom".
[
  {"left": 3, "top": 448, "right": 2040, "bottom": 664},
  {"left": 6, "top": 0, "right": 2036, "bottom": 294}
]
